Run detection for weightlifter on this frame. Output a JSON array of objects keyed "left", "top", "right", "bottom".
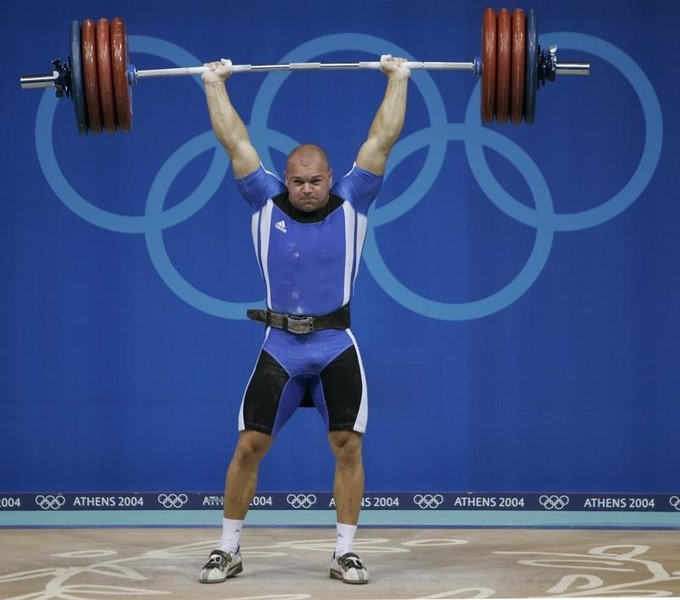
[{"left": 198, "top": 54, "right": 410, "bottom": 585}]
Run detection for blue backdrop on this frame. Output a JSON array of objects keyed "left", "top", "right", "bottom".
[{"left": 1, "top": 0, "right": 678, "bottom": 498}]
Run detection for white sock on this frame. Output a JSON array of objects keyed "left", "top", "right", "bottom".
[
  {"left": 218, "top": 518, "right": 243, "bottom": 553},
  {"left": 335, "top": 522, "right": 357, "bottom": 557}
]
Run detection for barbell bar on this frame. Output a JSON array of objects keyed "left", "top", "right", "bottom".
[{"left": 19, "top": 8, "right": 590, "bottom": 135}]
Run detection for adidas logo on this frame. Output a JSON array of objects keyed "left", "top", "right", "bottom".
[{"left": 275, "top": 220, "right": 287, "bottom": 233}]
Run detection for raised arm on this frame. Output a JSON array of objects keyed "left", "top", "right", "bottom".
[
  {"left": 202, "top": 59, "right": 261, "bottom": 179},
  {"left": 355, "top": 55, "right": 411, "bottom": 175}
]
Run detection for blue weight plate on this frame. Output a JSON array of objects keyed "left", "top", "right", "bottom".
[
  {"left": 69, "top": 20, "right": 89, "bottom": 135},
  {"left": 524, "top": 9, "right": 538, "bottom": 124}
]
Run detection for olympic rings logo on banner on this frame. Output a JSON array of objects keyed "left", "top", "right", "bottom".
[
  {"left": 539, "top": 494, "right": 570, "bottom": 510},
  {"left": 157, "top": 493, "right": 189, "bottom": 509},
  {"left": 412, "top": 494, "right": 444, "bottom": 509},
  {"left": 34, "top": 32, "right": 662, "bottom": 321},
  {"left": 286, "top": 494, "right": 317, "bottom": 509},
  {"left": 669, "top": 496, "right": 680, "bottom": 511},
  {"left": 35, "top": 494, "right": 67, "bottom": 510}
]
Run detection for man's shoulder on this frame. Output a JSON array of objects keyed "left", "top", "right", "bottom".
[
  {"left": 331, "top": 163, "right": 383, "bottom": 213},
  {"left": 237, "top": 165, "right": 286, "bottom": 209}
]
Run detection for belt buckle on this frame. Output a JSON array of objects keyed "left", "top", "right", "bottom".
[{"left": 287, "top": 315, "right": 314, "bottom": 334}]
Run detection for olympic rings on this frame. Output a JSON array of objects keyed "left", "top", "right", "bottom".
[
  {"left": 412, "top": 494, "right": 445, "bottom": 509},
  {"left": 157, "top": 493, "right": 189, "bottom": 509},
  {"left": 249, "top": 33, "right": 450, "bottom": 205},
  {"left": 286, "top": 493, "right": 317, "bottom": 509},
  {"left": 36, "top": 37, "right": 226, "bottom": 234},
  {"left": 35, "top": 494, "right": 66, "bottom": 510},
  {"left": 538, "top": 494, "right": 570, "bottom": 510},
  {"left": 363, "top": 122, "right": 554, "bottom": 320},
  {"left": 463, "top": 32, "right": 663, "bottom": 233},
  {"left": 33, "top": 32, "right": 662, "bottom": 321}
]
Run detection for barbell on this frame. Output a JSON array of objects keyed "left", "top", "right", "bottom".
[{"left": 19, "top": 8, "right": 590, "bottom": 135}]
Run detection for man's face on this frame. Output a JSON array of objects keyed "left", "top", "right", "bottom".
[{"left": 284, "top": 150, "right": 333, "bottom": 213}]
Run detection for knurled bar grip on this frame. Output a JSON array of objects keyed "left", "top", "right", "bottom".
[{"left": 134, "top": 61, "right": 478, "bottom": 79}]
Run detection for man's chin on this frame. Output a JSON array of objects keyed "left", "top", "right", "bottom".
[{"left": 296, "top": 201, "right": 322, "bottom": 212}]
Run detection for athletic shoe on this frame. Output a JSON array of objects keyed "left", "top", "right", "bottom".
[
  {"left": 330, "top": 552, "right": 369, "bottom": 584},
  {"left": 199, "top": 548, "right": 243, "bottom": 583}
]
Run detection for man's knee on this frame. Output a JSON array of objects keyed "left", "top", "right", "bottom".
[
  {"left": 233, "top": 430, "right": 272, "bottom": 465},
  {"left": 329, "top": 431, "right": 363, "bottom": 467}
]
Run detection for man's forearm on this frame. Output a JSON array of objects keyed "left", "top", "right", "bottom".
[
  {"left": 368, "top": 74, "right": 409, "bottom": 154},
  {"left": 204, "top": 81, "right": 251, "bottom": 154}
]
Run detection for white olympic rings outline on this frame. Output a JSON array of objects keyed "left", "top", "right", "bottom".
[
  {"left": 539, "top": 494, "right": 570, "bottom": 510},
  {"left": 286, "top": 493, "right": 318, "bottom": 509},
  {"left": 669, "top": 496, "right": 680, "bottom": 511},
  {"left": 35, "top": 494, "right": 67, "bottom": 510},
  {"left": 412, "top": 494, "right": 445, "bottom": 509},
  {"left": 157, "top": 493, "right": 189, "bottom": 509},
  {"left": 34, "top": 32, "right": 663, "bottom": 321}
]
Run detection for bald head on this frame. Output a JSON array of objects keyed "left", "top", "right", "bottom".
[
  {"left": 286, "top": 144, "right": 330, "bottom": 171},
  {"left": 284, "top": 144, "right": 333, "bottom": 213}
]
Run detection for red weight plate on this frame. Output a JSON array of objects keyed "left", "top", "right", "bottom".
[
  {"left": 495, "top": 8, "right": 511, "bottom": 124},
  {"left": 81, "top": 19, "right": 102, "bottom": 134},
  {"left": 96, "top": 18, "right": 117, "bottom": 133},
  {"left": 111, "top": 16, "right": 133, "bottom": 133},
  {"left": 481, "top": 8, "right": 497, "bottom": 125},
  {"left": 510, "top": 8, "right": 526, "bottom": 125}
]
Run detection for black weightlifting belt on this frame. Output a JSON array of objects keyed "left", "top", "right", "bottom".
[{"left": 246, "top": 304, "right": 350, "bottom": 335}]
